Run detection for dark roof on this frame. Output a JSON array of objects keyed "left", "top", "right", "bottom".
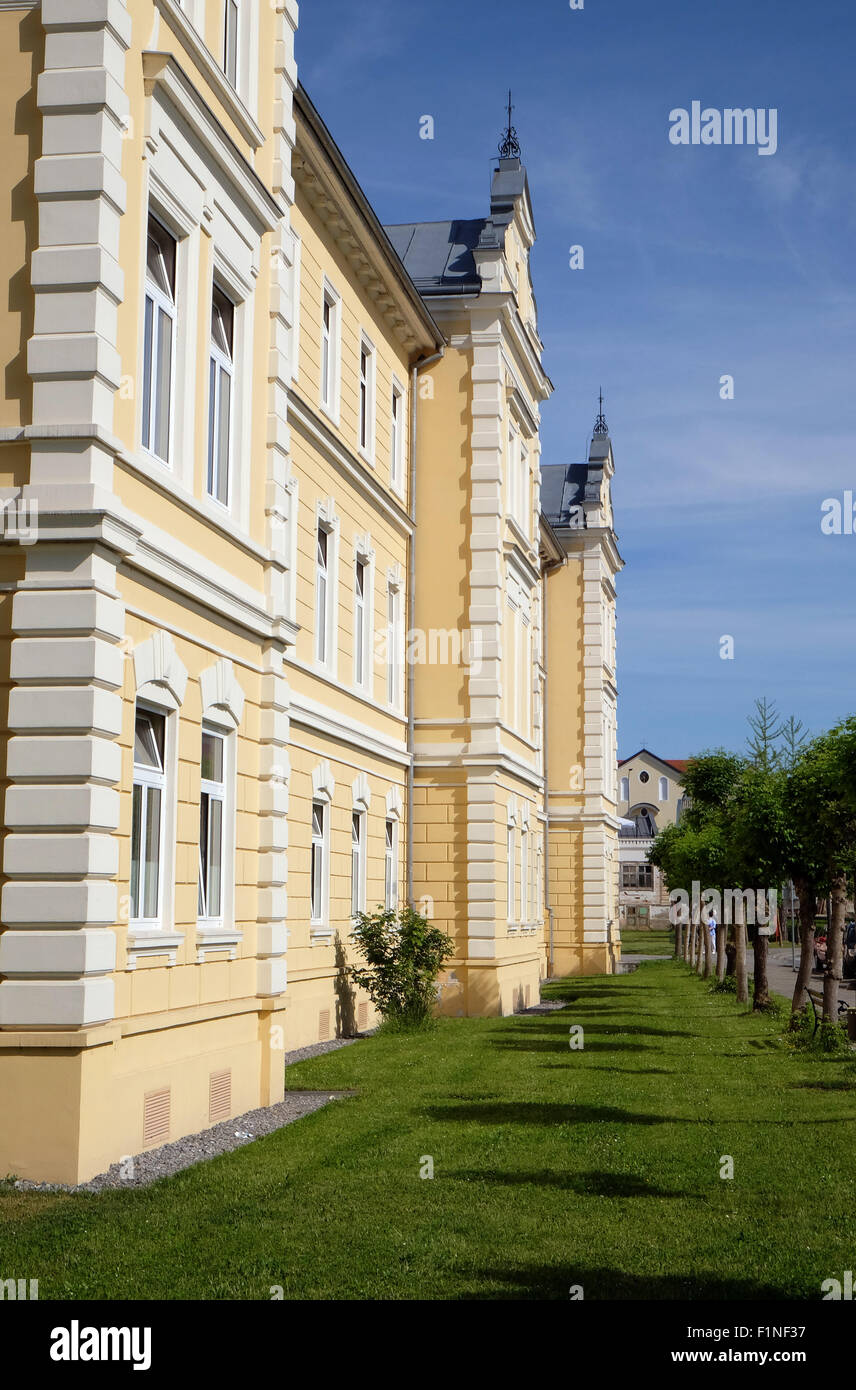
[
  {"left": 540, "top": 462, "right": 589, "bottom": 528},
  {"left": 384, "top": 220, "right": 485, "bottom": 296}
]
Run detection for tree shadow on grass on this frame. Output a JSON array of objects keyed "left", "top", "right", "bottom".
[
  {"left": 489, "top": 1037, "right": 656, "bottom": 1054},
  {"left": 455, "top": 1263, "right": 797, "bottom": 1301},
  {"left": 423, "top": 1101, "right": 692, "bottom": 1127},
  {"left": 447, "top": 1168, "right": 696, "bottom": 1199}
]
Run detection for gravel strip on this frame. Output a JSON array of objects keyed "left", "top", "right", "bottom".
[
  {"left": 283, "top": 1035, "right": 361, "bottom": 1066},
  {"left": 12, "top": 1089, "right": 355, "bottom": 1195}
]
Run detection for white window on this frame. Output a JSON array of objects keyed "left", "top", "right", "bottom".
[
  {"left": 518, "top": 439, "right": 529, "bottom": 533},
  {"left": 351, "top": 810, "right": 366, "bottom": 916},
  {"left": 520, "top": 824, "right": 528, "bottom": 922},
  {"left": 358, "top": 337, "right": 375, "bottom": 460},
  {"left": 620, "top": 776, "right": 630, "bottom": 802},
  {"left": 507, "top": 824, "right": 516, "bottom": 924},
  {"left": 536, "top": 841, "right": 543, "bottom": 921},
  {"left": 142, "top": 216, "right": 176, "bottom": 465},
  {"left": 528, "top": 829, "right": 537, "bottom": 922},
  {"left": 387, "top": 583, "right": 402, "bottom": 707},
  {"left": 320, "top": 285, "right": 340, "bottom": 416},
  {"left": 208, "top": 284, "right": 234, "bottom": 507},
  {"left": 131, "top": 706, "right": 167, "bottom": 924},
  {"left": 390, "top": 381, "right": 404, "bottom": 490},
  {"left": 659, "top": 776, "right": 669, "bottom": 802},
  {"left": 311, "top": 800, "right": 327, "bottom": 925},
  {"left": 316, "top": 524, "right": 330, "bottom": 666},
  {"left": 198, "top": 727, "right": 226, "bottom": 922},
  {"left": 224, "top": 0, "right": 239, "bottom": 88},
  {"left": 354, "top": 557, "right": 368, "bottom": 688},
  {"left": 384, "top": 817, "right": 398, "bottom": 910}
]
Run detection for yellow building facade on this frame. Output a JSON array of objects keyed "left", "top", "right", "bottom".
[{"left": 0, "top": 0, "right": 621, "bottom": 1183}]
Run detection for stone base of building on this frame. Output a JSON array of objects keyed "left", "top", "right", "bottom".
[
  {"left": 436, "top": 947, "right": 546, "bottom": 1018},
  {"left": 0, "top": 1001, "right": 287, "bottom": 1186},
  {"left": 550, "top": 940, "right": 620, "bottom": 978}
]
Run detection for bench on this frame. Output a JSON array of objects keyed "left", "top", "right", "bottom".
[{"left": 806, "top": 986, "right": 851, "bottom": 1035}]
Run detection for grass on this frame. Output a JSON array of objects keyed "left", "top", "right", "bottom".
[
  {"left": 621, "top": 926, "right": 674, "bottom": 955},
  {"left": 2, "top": 960, "right": 856, "bottom": 1300}
]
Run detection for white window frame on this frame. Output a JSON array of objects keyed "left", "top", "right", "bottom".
[
  {"left": 386, "top": 576, "right": 403, "bottom": 710},
  {"left": 224, "top": 0, "right": 240, "bottom": 90},
  {"left": 207, "top": 282, "right": 235, "bottom": 509},
  {"left": 620, "top": 776, "right": 630, "bottom": 802},
  {"left": 142, "top": 213, "right": 178, "bottom": 467},
  {"left": 507, "top": 805, "right": 517, "bottom": 927},
  {"left": 659, "top": 776, "right": 669, "bottom": 802},
  {"left": 520, "top": 816, "right": 529, "bottom": 923},
  {"left": 131, "top": 704, "right": 169, "bottom": 929},
  {"left": 358, "top": 333, "right": 376, "bottom": 464},
  {"left": 351, "top": 808, "right": 366, "bottom": 917},
  {"left": 354, "top": 555, "right": 368, "bottom": 690},
  {"left": 320, "top": 280, "right": 341, "bottom": 423},
  {"left": 197, "top": 724, "right": 231, "bottom": 927},
  {"left": 384, "top": 816, "right": 398, "bottom": 911},
  {"left": 390, "top": 378, "right": 405, "bottom": 493},
  {"left": 310, "top": 799, "right": 329, "bottom": 927}
]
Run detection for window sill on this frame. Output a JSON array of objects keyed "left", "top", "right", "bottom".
[
  {"left": 195, "top": 925, "right": 242, "bottom": 962},
  {"left": 319, "top": 400, "right": 340, "bottom": 431},
  {"left": 358, "top": 446, "right": 376, "bottom": 470},
  {"left": 125, "top": 930, "right": 184, "bottom": 971},
  {"left": 310, "top": 927, "right": 334, "bottom": 945}
]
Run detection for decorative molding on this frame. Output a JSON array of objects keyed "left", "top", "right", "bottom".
[
  {"left": 133, "top": 631, "right": 189, "bottom": 711},
  {"left": 312, "top": 759, "right": 335, "bottom": 803},
  {"left": 385, "top": 786, "right": 403, "bottom": 821},
  {"left": 199, "top": 658, "right": 245, "bottom": 730},
  {"left": 352, "top": 772, "right": 371, "bottom": 812},
  {"left": 125, "top": 931, "right": 184, "bottom": 971}
]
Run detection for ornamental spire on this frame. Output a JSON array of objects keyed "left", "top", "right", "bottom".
[
  {"left": 498, "top": 89, "right": 521, "bottom": 160},
  {"left": 593, "top": 387, "right": 609, "bottom": 436}
]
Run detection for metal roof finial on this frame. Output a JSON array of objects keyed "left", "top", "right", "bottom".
[
  {"left": 498, "top": 89, "right": 521, "bottom": 160},
  {"left": 594, "top": 387, "right": 609, "bottom": 436}
]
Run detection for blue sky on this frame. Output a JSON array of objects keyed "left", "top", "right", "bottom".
[{"left": 296, "top": 0, "right": 856, "bottom": 761}]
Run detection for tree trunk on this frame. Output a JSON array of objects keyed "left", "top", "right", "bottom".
[
  {"left": 696, "top": 912, "right": 705, "bottom": 976},
  {"left": 716, "top": 924, "right": 727, "bottom": 981},
  {"left": 684, "top": 919, "right": 692, "bottom": 963},
  {"left": 823, "top": 872, "right": 846, "bottom": 1024},
  {"left": 674, "top": 918, "right": 683, "bottom": 959},
  {"left": 735, "top": 897, "right": 749, "bottom": 1004},
  {"left": 791, "top": 876, "right": 815, "bottom": 1016},
  {"left": 752, "top": 930, "right": 771, "bottom": 1009}
]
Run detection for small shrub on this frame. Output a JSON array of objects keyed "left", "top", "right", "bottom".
[
  {"left": 710, "top": 976, "right": 736, "bottom": 995},
  {"left": 350, "top": 905, "right": 455, "bottom": 1030}
]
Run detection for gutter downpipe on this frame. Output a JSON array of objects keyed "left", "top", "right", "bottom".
[
  {"left": 407, "top": 345, "right": 446, "bottom": 907},
  {"left": 541, "top": 546, "right": 567, "bottom": 978}
]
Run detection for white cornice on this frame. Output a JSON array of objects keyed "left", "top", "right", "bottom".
[
  {"left": 288, "top": 392, "right": 413, "bottom": 536},
  {"left": 289, "top": 691, "right": 411, "bottom": 768}
]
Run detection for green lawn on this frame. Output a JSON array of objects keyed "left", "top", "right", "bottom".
[
  {"left": 2, "top": 961, "right": 855, "bottom": 1300},
  {"left": 621, "top": 927, "right": 674, "bottom": 955}
]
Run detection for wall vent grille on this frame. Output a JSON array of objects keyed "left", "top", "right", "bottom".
[
  {"left": 209, "top": 1069, "right": 232, "bottom": 1124},
  {"left": 318, "top": 1009, "right": 331, "bottom": 1042},
  {"left": 143, "top": 1088, "right": 171, "bottom": 1148}
]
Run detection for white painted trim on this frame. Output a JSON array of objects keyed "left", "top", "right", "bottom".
[{"left": 150, "top": 2, "right": 266, "bottom": 151}]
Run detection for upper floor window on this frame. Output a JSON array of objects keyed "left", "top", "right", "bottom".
[
  {"left": 390, "top": 382, "right": 404, "bottom": 491},
  {"left": 620, "top": 776, "right": 630, "bottom": 802},
  {"left": 320, "top": 285, "right": 340, "bottom": 416},
  {"left": 224, "top": 0, "right": 239, "bottom": 88},
  {"left": 659, "top": 776, "right": 669, "bottom": 802},
  {"left": 386, "top": 582, "right": 402, "bottom": 708},
  {"left": 507, "top": 823, "right": 516, "bottom": 925},
  {"left": 131, "top": 706, "right": 167, "bottom": 925},
  {"left": 142, "top": 216, "right": 176, "bottom": 465},
  {"left": 354, "top": 558, "right": 368, "bottom": 689},
  {"left": 358, "top": 337, "right": 375, "bottom": 460},
  {"left": 316, "top": 524, "right": 330, "bottom": 666},
  {"left": 208, "top": 285, "right": 234, "bottom": 507},
  {"left": 198, "top": 727, "right": 226, "bottom": 922}
]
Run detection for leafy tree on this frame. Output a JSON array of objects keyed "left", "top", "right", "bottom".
[{"left": 350, "top": 905, "right": 455, "bottom": 1029}]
